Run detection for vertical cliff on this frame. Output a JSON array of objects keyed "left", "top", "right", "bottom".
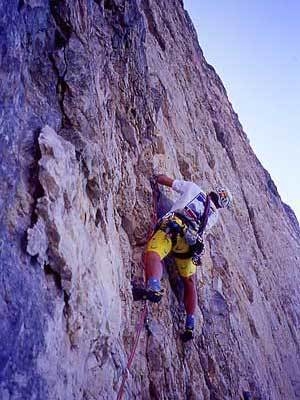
[{"left": 1, "top": 1, "right": 299, "bottom": 399}]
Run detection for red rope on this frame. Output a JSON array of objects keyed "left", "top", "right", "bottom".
[
  {"left": 116, "top": 181, "right": 159, "bottom": 400},
  {"left": 116, "top": 305, "right": 148, "bottom": 400}
]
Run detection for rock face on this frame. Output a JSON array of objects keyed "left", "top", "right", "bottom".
[{"left": 0, "top": 1, "right": 299, "bottom": 399}]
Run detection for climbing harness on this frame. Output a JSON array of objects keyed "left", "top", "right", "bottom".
[
  {"left": 157, "top": 193, "right": 211, "bottom": 265},
  {"left": 116, "top": 178, "right": 159, "bottom": 400},
  {"left": 156, "top": 216, "right": 182, "bottom": 245}
]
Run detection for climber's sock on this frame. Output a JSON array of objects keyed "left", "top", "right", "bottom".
[
  {"left": 146, "top": 277, "right": 161, "bottom": 292},
  {"left": 185, "top": 314, "right": 195, "bottom": 330}
]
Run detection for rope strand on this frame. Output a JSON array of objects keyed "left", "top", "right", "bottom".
[
  {"left": 116, "top": 305, "right": 148, "bottom": 400},
  {"left": 116, "top": 180, "right": 159, "bottom": 400}
]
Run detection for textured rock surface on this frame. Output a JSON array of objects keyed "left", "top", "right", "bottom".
[{"left": 0, "top": 1, "right": 300, "bottom": 399}]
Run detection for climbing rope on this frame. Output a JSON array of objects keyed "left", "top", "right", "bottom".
[
  {"left": 116, "top": 305, "right": 148, "bottom": 400},
  {"left": 116, "top": 177, "right": 159, "bottom": 400}
]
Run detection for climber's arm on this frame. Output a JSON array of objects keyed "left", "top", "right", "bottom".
[{"left": 155, "top": 174, "right": 174, "bottom": 187}]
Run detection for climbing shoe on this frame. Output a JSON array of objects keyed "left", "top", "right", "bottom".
[
  {"left": 132, "top": 278, "right": 163, "bottom": 303},
  {"left": 181, "top": 314, "right": 195, "bottom": 342},
  {"left": 132, "top": 285, "right": 149, "bottom": 301},
  {"left": 132, "top": 285, "right": 163, "bottom": 303},
  {"left": 146, "top": 277, "right": 163, "bottom": 303},
  {"left": 181, "top": 328, "right": 194, "bottom": 342},
  {"left": 242, "top": 391, "right": 252, "bottom": 400},
  {"left": 146, "top": 288, "right": 163, "bottom": 303}
]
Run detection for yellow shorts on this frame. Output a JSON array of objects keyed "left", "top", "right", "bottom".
[{"left": 146, "top": 218, "right": 196, "bottom": 278}]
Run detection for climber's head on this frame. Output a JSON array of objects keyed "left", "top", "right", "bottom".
[{"left": 210, "top": 187, "right": 232, "bottom": 209}]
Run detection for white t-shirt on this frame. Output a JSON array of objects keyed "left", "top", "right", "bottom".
[{"left": 170, "top": 179, "right": 218, "bottom": 231}]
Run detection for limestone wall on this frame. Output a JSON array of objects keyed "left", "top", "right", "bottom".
[{"left": 0, "top": 1, "right": 299, "bottom": 399}]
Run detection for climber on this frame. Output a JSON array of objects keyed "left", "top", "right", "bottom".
[{"left": 142, "top": 174, "right": 232, "bottom": 342}]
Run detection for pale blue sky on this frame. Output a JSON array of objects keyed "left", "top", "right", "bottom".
[{"left": 184, "top": 1, "right": 300, "bottom": 222}]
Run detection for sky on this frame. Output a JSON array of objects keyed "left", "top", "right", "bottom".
[{"left": 184, "top": 0, "right": 300, "bottom": 222}]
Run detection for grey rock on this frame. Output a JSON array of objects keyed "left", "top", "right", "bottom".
[{"left": 0, "top": 1, "right": 299, "bottom": 400}]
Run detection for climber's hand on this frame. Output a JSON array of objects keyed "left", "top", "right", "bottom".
[{"left": 150, "top": 175, "right": 159, "bottom": 190}]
